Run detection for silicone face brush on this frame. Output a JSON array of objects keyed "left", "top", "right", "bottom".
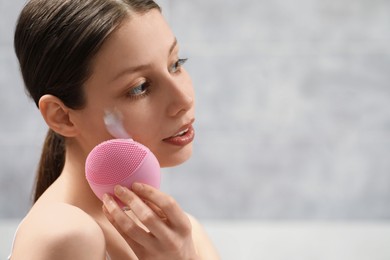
[{"left": 85, "top": 109, "right": 161, "bottom": 207}]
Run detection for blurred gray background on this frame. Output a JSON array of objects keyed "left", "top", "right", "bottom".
[{"left": 1, "top": 0, "right": 389, "bottom": 220}]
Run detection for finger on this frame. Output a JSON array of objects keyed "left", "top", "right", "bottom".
[
  {"left": 102, "top": 204, "right": 115, "bottom": 223},
  {"left": 102, "top": 203, "right": 140, "bottom": 250},
  {"left": 102, "top": 194, "right": 154, "bottom": 247},
  {"left": 131, "top": 183, "right": 192, "bottom": 234},
  {"left": 114, "top": 185, "right": 171, "bottom": 238},
  {"left": 144, "top": 200, "right": 168, "bottom": 222}
]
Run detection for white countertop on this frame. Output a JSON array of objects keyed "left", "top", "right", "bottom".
[{"left": 2, "top": 219, "right": 390, "bottom": 260}]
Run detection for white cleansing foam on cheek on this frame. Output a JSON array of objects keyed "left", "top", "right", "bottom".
[
  {"left": 103, "top": 108, "right": 131, "bottom": 139},
  {"left": 85, "top": 108, "right": 161, "bottom": 208}
]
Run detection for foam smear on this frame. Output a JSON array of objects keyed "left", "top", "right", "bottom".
[{"left": 104, "top": 108, "right": 131, "bottom": 139}]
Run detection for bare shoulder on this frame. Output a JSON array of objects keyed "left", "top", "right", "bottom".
[
  {"left": 186, "top": 213, "right": 220, "bottom": 260},
  {"left": 11, "top": 203, "right": 106, "bottom": 260}
]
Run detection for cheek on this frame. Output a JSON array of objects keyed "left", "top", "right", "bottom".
[
  {"left": 121, "top": 110, "right": 161, "bottom": 143},
  {"left": 73, "top": 110, "right": 111, "bottom": 148},
  {"left": 83, "top": 121, "right": 112, "bottom": 148}
]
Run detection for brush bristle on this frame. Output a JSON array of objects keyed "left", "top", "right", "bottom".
[{"left": 86, "top": 139, "right": 147, "bottom": 185}]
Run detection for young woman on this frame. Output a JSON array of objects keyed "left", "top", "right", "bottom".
[{"left": 10, "top": 0, "right": 219, "bottom": 259}]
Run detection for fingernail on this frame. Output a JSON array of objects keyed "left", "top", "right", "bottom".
[
  {"left": 114, "top": 185, "right": 125, "bottom": 196},
  {"left": 103, "top": 193, "right": 110, "bottom": 202}
]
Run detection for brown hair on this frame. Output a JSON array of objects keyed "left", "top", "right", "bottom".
[{"left": 14, "top": 0, "right": 160, "bottom": 202}]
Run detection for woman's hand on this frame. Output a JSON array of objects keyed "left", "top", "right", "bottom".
[{"left": 102, "top": 183, "right": 200, "bottom": 260}]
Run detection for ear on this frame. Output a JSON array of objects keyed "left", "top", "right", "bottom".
[{"left": 38, "top": 94, "right": 79, "bottom": 137}]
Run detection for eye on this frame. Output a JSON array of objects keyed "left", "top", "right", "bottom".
[
  {"left": 169, "top": 58, "right": 188, "bottom": 73},
  {"left": 127, "top": 81, "right": 151, "bottom": 98}
]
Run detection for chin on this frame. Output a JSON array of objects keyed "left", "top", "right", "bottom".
[{"left": 158, "top": 147, "right": 193, "bottom": 168}]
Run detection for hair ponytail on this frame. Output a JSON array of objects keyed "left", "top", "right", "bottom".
[{"left": 33, "top": 129, "right": 65, "bottom": 202}]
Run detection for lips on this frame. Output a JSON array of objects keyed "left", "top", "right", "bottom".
[
  {"left": 163, "top": 122, "right": 195, "bottom": 146},
  {"left": 173, "top": 128, "right": 189, "bottom": 137}
]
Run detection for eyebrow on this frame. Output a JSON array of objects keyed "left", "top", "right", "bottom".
[{"left": 111, "top": 37, "right": 178, "bottom": 82}]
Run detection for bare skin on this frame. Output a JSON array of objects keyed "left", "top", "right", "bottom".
[{"left": 11, "top": 9, "right": 219, "bottom": 260}]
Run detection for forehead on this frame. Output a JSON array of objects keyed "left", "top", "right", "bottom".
[{"left": 89, "top": 9, "right": 174, "bottom": 81}]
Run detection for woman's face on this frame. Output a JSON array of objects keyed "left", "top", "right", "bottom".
[{"left": 72, "top": 9, "right": 195, "bottom": 167}]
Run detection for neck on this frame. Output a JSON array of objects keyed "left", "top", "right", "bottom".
[{"left": 57, "top": 140, "right": 103, "bottom": 215}]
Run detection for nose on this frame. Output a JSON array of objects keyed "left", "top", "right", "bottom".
[{"left": 165, "top": 76, "right": 194, "bottom": 117}]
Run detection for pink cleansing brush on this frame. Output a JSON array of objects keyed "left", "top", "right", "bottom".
[{"left": 85, "top": 109, "right": 160, "bottom": 206}]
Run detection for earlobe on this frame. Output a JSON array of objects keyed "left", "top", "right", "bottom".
[{"left": 38, "top": 95, "right": 79, "bottom": 137}]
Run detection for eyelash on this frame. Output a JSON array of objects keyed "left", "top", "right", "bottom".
[
  {"left": 169, "top": 58, "right": 188, "bottom": 73},
  {"left": 126, "top": 57, "right": 188, "bottom": 100},
  {"left": 126, "top": 81, "right": 151, "bottom": 100}
]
